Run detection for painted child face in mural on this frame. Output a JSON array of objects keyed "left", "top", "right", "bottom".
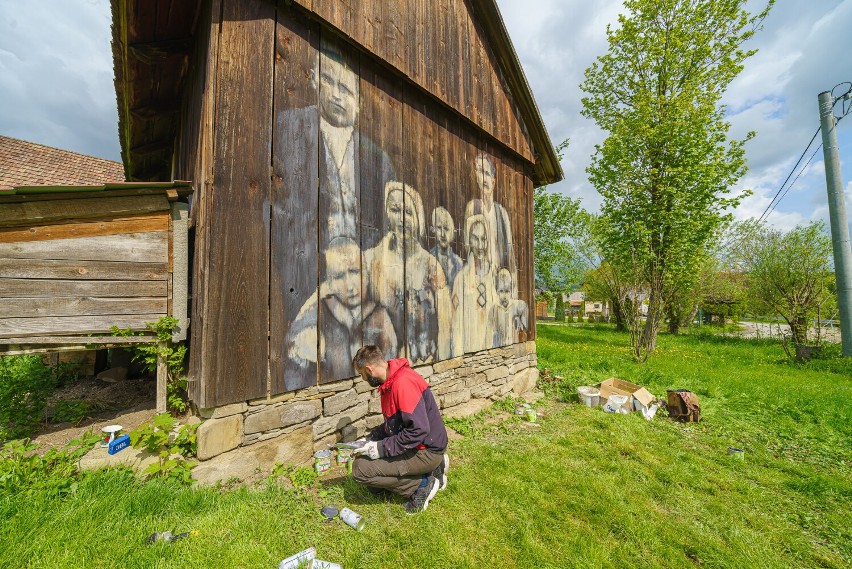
[
  {"left": 431, "top": 207, "right": 455, "bottom": 250},
  {"left": 468, "top": 220, "right": 489, "bottom": 261},
  {"left": 475, "top": 154, "right": 496, "bottom": 200},
  {"left": 318, "top": 52, "right": 358, "bottom": 128},
  {"left": 325, "top": 240, "right": 361, "bottom": 308},
  {"left": 386, "top": 189, "right": 418, "bottom": 241},
  {"left": 496, "top": 268, "right": 513, "bottom": 308}
]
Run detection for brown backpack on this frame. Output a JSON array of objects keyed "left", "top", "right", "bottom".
[{"left": 666, "top": 390, "right": 701, "bottom": 422}]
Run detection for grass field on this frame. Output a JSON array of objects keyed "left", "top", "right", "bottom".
[{"left": 2, "top": 324, "right": 850, "bottom": 568}]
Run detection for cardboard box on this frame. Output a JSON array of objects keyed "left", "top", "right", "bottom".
[{"left": 597, "top": 378, "right": 654, "bottom": 414}]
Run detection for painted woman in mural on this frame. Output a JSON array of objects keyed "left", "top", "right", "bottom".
[
  {"left": 464, "top": 154, "right": 517, "bottom": 280},
  {"left": 364, "top": 182, "right": 453, "bottom": 364},
  {"left": 285, "top": 237, "right": 397, "bottom": 386},
  {"left": 452, "top": 214, "right": 497, "bottom": 353}
]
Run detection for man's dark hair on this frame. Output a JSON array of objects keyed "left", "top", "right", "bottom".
[{"left": 352, "top": 345, "right": 384, "bottom": 371}]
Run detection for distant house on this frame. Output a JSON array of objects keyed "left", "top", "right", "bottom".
[
  {"left": 584, "top": 300, "right": 609, "bottom": 319},
  {"left": 0, "top": 135, "right": 125, "bottom": 187}
]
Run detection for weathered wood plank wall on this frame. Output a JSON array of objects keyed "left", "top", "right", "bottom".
[
  {"left": 181, "top": 0, "right": 536, "bottom": 407},
  {"left": 0, "top": 193, "right": 180, "bottom": 341},
  {"left": 202, "top": 0, "right": 274, "bottom": 403}
]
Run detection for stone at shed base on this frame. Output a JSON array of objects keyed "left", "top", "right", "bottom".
[
  {"left": 442, "top": 398, "right": 492, "bottom": 419},
  {"left": 511, "top": 367, "right": 539, "bottom": 396},
  {"left": 522, "top": 390, "right": 545, "bottom": 403},
  {"left": 96, "top": 366, "right": 128, "bottom": 383},
  {"left": 78, "top": 444, "right": 158, "bottom": 472},
  {"left": 192, "top": 425, "right": 313, "bottom": 486},
  {"left": 197, "top": 415, "right": 243, "bottom": 460}
]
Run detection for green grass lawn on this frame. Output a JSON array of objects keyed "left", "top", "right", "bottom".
[{"left": 2, "top": 325, "right": 850, "bottom": 568}]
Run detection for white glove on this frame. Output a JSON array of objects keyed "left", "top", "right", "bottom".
[{"left": 353, "top": 440, "right": 380, "bottom": 460}]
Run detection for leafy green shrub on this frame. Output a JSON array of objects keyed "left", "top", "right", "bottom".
[
  {"left": 129, "top": 413, "right": 197, "bottom": 485},
  {"left": 0, "top": 431, "right": 101, "bottom": 497},
  {"left": 112, "top": 316, "right": 189, "bottom": 413},
  {"left": 51, "top": 361, "right": 81, "bottom": 388},
  {"left": 0, "top": 355, "right": 55, "bottom": 441},
  {"left": 51, "top": 399, "right": 93, "bottom": 425},
  {"left": 287, "top": 465, "right": 318, "bottom": 488}
]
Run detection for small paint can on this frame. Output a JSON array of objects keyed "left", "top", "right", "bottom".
[
  {"left": 727, "top": 446, "right": 745, "bottom": 460},
  {"left": 314, "top": 450, "right": 332, "bottom": 474},
  {"left": 339, "top": 507, "right": 365, "bottom": 531},
  {"left": 336, "top": 447, "right": 352, "bottom": 465},
  {"left": 525, "top": 408, "right": 537, "bottom": 422}
]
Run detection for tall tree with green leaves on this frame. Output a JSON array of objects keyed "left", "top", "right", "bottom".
[
  {"left": 581, "top": 0, "right": 773, "bottom": 360},
  {"left": 533, "top": 140, "right": 586, "bottom": 293}
]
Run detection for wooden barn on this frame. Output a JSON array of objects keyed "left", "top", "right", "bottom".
[{"left": 111, "top": 0, "right": 562, "bottom": 466}]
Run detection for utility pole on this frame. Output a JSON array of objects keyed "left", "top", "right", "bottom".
[{"left": 818, "top": 91, "right": 852, "bottom": 356}]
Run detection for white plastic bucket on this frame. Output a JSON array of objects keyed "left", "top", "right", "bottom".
[{"left": 577, "top": 386, "right": 600, "bottom": 408}]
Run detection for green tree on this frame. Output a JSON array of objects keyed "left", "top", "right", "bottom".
[
  {"left": 554, "top": 294, "right": 566, "bottom": 321},
  {"left": 533, "top": 140, "right": 587, "bottom": 293},
  {"left": 581, "top": 0, "right": 773, "bottom": 361},
  {"left": 733, "top": 220, "right": 835, "bottom": 346}
]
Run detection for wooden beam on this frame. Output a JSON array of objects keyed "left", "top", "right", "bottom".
[
  {"left": 130, "top": 104, "right": 181, "bottom": 120},
  {"left": 128, "top": 37, "right": 194, "bottom": 63},
  {"left": 129, "top": 139, "right": 174, "bottom": 157},
  {"left": 0, "top": 195, "right": 170, "bottom": 227},
  {"left": 0, "top": 231, "right": 169, "bottom": 263},
  {"left": 0, "top": 214, "right": 168, "bottom": 244},
  {"left": 0, "top": 258, "right": 168, "bottom": 281}
]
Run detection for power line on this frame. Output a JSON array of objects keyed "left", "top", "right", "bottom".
[
  {"left": 758, "top": 85, "right": 852, "bottom": 222},
  {"left": 762, "top": 142, "right": 823, "bottom": 221},
  {"left": 756, "top": 125, "right": 821, "bottom": 223}
]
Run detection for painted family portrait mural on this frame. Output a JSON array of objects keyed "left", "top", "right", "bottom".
[{"left": 275, "top": 37, "right": 529, "bottom": 392}]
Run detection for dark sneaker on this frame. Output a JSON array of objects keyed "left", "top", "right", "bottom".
[
  {"left": 405, "top": 475, "right": 439, "bottom": 515},
  {"left": 433, "top": 453, "right": 450, "bottom": 491}
]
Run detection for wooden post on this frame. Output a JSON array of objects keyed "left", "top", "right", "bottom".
[{"left": 156, "top": 342, "right": 168, "bottom": 413}]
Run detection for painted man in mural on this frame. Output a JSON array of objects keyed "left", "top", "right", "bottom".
[
  {"left": 488, "top": 267, "right": 529, "bottom": 347},
  {"left": 285, "top": 237, "right": 397, "bottom": 386},
  {"left": 364, "top": 182, "right": 453, "bottom": 363},
  {"left": 451, "top": 214, "right": 496, "bottom": 353},
  {"left": 464, "top": 154, "right": 517, "bottom": 280},
  {"left": 274, "top": 39, "right": 395, "bottom": 253},
  {"left": 429, "top": 206, "right": 463, "bottom": 289},
  {"left": 273, "top": 39, "right": 395, "bottom": 391}
]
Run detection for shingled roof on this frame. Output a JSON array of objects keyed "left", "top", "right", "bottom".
[{"left": 0, "top": 135, "right": 125, "bottom": 187}]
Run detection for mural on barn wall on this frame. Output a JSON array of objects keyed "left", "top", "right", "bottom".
[{"left": 273, "top": 26, "right": 529, "bottom": 393}]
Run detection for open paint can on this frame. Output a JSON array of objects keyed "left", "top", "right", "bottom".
[
  {"left": 336, "top": 447, "right": 352, "bottom": 465},
  {"left": 314, "top": 450, "right": 332, "bottom": 474}
]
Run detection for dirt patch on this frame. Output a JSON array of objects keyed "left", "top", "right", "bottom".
[{"left": 31, "top": 375, "right": 159, "bottom": 453}]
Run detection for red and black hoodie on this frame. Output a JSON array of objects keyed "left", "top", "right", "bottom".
[{"left": 370, "top": 358, "right": 448, "bottom": 458}]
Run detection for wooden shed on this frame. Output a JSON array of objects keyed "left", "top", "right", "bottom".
[{"left": 111, "top": 0, "right": 562, "bottom": 453}]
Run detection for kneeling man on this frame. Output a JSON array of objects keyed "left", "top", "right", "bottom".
[{"left": 351, "top": 345, "right": 450, "bottom": 514}]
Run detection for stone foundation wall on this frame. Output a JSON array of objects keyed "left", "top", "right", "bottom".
[{"left": 192, "top": 342, "right": 538, "bottom": 482}]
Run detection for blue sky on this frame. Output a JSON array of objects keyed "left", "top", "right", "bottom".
[{"left": 1, "top": 0, "right": 851, "bottom": 232}]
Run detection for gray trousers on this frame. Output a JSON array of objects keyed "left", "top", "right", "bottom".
[{"left": 351, "top": 448, "right": 443, "bottom": 498}]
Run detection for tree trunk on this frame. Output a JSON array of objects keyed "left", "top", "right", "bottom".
[
  {"left": 667, "top": 304, "right": 680, "bottom": 335},
  {"left": 611, "top": 297, "right": 626, "bottom": 331}
]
